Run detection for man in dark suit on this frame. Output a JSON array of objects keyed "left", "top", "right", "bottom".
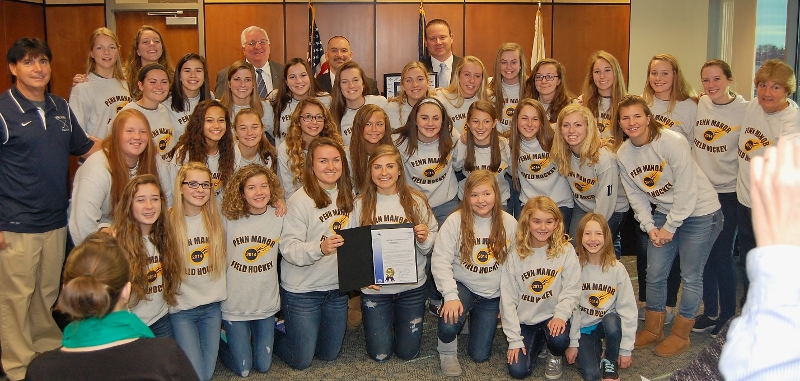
[
  {"left": 215, "top": 26, "right": 284, "bottom": 98},
  {"left": 316, "top": 36, "right": 379, "bottom": 95},
  {"left": 421, "top": 19, "right": 462, "bottom": 87}
]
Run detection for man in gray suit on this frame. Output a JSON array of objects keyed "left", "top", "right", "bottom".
[
  {"left": 215, "top": 26, "right": 284, "bottom": 98},
  {"left": 315, "top": 36, "right": 379, "bottom": 95}
]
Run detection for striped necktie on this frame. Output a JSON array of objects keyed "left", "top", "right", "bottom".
[
  {"left": 256, "top": 68, "right": 268, "bottom": 98},
  {"left": 438, "top": 62, "right": 447, "bottom": 87}
]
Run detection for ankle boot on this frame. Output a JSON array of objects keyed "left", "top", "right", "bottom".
[
  {"left": 654, "top": 314, "right": 694, "bottom": 357},
  {"left": 347, "top": 294, "right": 362, "bottom": 329},
  {"left": 634, "top": 310, "right": 665, "bottom": 349}
]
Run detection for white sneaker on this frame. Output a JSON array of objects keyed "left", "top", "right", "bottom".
[
  {"left": 439, "top": 354, "right": 462, "bottom": 377},
  {"left": 545, "top": 352, "right": 563, "bottom": 379}
]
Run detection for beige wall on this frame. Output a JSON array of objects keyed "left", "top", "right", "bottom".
[{"left": 628, "top": 0, "right": 710, "bottom": 95}]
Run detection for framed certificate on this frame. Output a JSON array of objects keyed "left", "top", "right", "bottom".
[{"left": 336, "top": 223, "right": 418, "bottom": 291}]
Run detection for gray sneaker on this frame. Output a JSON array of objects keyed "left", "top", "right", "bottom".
[
  {"left": 545, "top": 352, "right": 563, "bottom": 379},
  {"left": 439, "top": 354, "right": 462, "bottom": 377}
]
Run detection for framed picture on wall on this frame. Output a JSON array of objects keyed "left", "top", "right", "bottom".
[{"left": 384, "top": 73, "right": 438, "bottom": 98}]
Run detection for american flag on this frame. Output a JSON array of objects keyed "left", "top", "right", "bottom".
[
  {"left": 308, "top": 4, "right": 325, "bottom": 76},
  {"left": 418, "top": 3, "right": 427, "bottom": 62}
]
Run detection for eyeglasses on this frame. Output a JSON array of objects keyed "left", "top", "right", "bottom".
[
  {"left": 182, "top": 181, "right": 212, "bottom": 189},
  {"left": 245, "top": 40, "right": 269, "bottom": 47},
  {"left": 534, "top": 74, "right": 560, "bottom": 82},
  {"left": 301, "top": 114, "right": 325, "bottom": 122}
]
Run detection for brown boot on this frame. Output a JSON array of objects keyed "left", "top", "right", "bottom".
[
  {"left": 347, "top": 294, "right": 362, "bottom": 329},
  {"left": 634, "top": 310, "right": 665, "bottom": 349},
  {"left": 654, "top": 314, "right": 694, "bottom": 357}
]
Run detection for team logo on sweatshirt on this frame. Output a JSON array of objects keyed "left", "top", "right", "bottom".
[
  {"left": 588, "top": 289, "right": 615, "bottom": 308},
  {"left": 529, "top": 157, "right": 550, "bottom": 173},
  {"left": 598, "top": 112, "right": 611, "bottom": 134},
  {"left": 475, "top": 247, "right": 494, "bottom": 265},
  {"left": 702, "top": 125, "right": 740, "bottom": 143},
  {"left": 190, "top": 244, "right": 209, "bottom": 265},
  {"left": 146, "top": 263, "right": 162, "bottom": 284},
  {"left": 244, "top": 243, "right": 273, "bottom": 262},
  {"left": 642, "top": 160, "right": 666, "bottom": 189},
  {"left": 423, "top": 160, "right": 446, "bottom": 178},
  {"left": 529, "top": 267, "right": 561, "bottom": 295},
  {"left": 330, "top": 215, "right": 349, "bottom": 234},
  {"left": 569, "top": 172, "right": 596, "bottom": 193}
]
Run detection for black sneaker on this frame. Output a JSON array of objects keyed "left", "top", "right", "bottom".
[
  {"left": 600, "top": 359, "right": 619, "bottom": 381},
  {"left": 710, "top": 317, "right": 728, "bottom": 338},
  {"left": 692, "top": 314, "right": 718, "bottom": 333}
]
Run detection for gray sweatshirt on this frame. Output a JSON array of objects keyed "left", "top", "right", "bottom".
[
  {"left": 515, "top": 137, "right": 574, "bottom": 208},
  {"left": 567, "top": 147, "right": 628, "bottom": 218},
  {"left": 692, "top": 95, "right": 748, "bottom": 193},
  {"left": 395, "top": 130, "right": 459, "bottom": 208},
  {"left": 452, "top": 137, "right": 511, "bottom": 203},
  {"left": 432, "top": 210, "right": 518, "bottom": 301},
  {"left": 170, "top": 213, "right": 227, "bottom": 313},
  {"left": 68, "top": 73, "right": 130, "bottom": 139},
  {"left": 617, "top": 128, "right": 720, "bottom": 233},
  {"left": 221, "top": 210, "right": 283, "bottom": 321},
  {"left": 649, "top": 97, "right": 698, "bottom": 144},
  {"left": 500, "top": 244, "right": 581, "bottom": 350},
  {"left": 129, "top": 237, "right": 169, "bottom": 326}
]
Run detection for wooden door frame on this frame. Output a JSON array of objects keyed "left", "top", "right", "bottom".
[{"left": 105, "top": 1, "right": 206, "bottom": 57}]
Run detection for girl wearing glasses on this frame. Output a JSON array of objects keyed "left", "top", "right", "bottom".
[
  {"left": 168, "top": 162, "right": 227, "bottom": 381},
  {"left": 166, "top": 54, "right": 213, "bottom": 146},
  {"left": 218, "top": 164, "right": 284, "bottom": 376},
  {"left": 434, "top": 56, "right": 491, "bottom": 134},
  {"left": 276, "top": 138, "right": 354, "bottom": 370},
  {"left": 278, "top": 98, "right": 343, "bottom": 197},
  {"left": 524, "top": 58, "right": 574, "bottom": 127},
  {"left": 270, "top": 58, "right": 332, "bottom": 148},
  {"left": 385, "top": 61, "right": 433, "bottom": 132},
  {"left": 69, "top": 109, "right": 164, "bottom": 245},
  {"left": 490, "top": 43, "right": 527, "bottom": 134},
  {"left": 642, "top": 54, "right": 698, "bottom": 144},
  {"left": 164, "top": 100, "right": 236, "bottom": 200},
  {"left": 330, "top": 61, "right": 388, "bottom": 146},
  {"left": 111, "top": 174, "right": 182, "bottom": 339},
  {"left": 68, "top": 27, "right": 130, "bottom": 139},
  {"left": 219, "top": 60, "right": 275, "bottom": 142}
]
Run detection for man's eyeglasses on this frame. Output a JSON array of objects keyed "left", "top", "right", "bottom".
[{"left": 245, "top": 40, "right": 269, "bottom": 47}]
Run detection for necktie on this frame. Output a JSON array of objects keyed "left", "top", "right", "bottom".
[
  {"left": 256, "top": 68, "right": 268, "bottom": 98},
  {"left": 438, "top": 63, "right": 447, "bottom": 87}
]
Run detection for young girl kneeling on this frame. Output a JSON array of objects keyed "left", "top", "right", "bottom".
[{"left": 501, "top": 196, "right": 580, "bottom": 380}]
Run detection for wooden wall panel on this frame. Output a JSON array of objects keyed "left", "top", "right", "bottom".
[
  {"left": 552, "top": 4, "right": 629, "bottom": 95},
  {"left": 204, "top": 3, "right": 285, "bottom": 90},
  {"left": 45, "top": 5, "right": 105, "bottom": 100},
  {"left": 284, "top": 4, "right": 308, "bottom": 63},
  {"left": 465, "top": 4, "right": 551, "bottom": 78},
  {"left": 1, "top": 0, "right": 45, "bottom": 91},
  {"left": 114, "top": 11, "right": 199, "bottom": 76}
]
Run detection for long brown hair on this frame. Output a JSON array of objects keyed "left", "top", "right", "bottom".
[
  {"left": 219, "top": 60, "right": 264, "bottom": 117},
  {"left": 524, "top": 58, "right": 574, "bottom": 123},
  {"left": 330, "top": 61, "right": 370, "bottom": 128},
  {"left": 272, "top": 58, "right": 327, "bottom": 137},
  {"left": 57, "top": 233, "right": 129, "bottom": 319},
  {"left": 112, "top": 175, "right": 181, "bottom": 306},
  {"left": 125, "top": 26, "right": 174, "bottom": 100},
  {"left": 642, "top": 53, "right": 697, "bottom": 113},
  {"left": 86, "top": 27, "right": 125, "bottom": 81},
  {"left": 581, "top": 51, "right": 627, "bottom": 148},
  {"left": 394, "top": 97, "right": 454, "bottom": 163},
  {"left": 221, "top": 163, "right": 283, "bottom": 220},
  {"left": 358, "top": 144, "right": 432, "bottom": 226},
  {"left": 516, "top": 196, "right": 569, "bottom": 260},
  {"left": 463, "top": 100, "right": 502, "bottom": 172},
  {"left": 457, "top": 171, "right": 508, "bottom": 265},
  {"left": 105, "top": 109, "right": 160, "bottom": 207},
  {"left": 490, "top": 43, "right": 527, "bottom": 119},
  {"left": 575, "top": 212, "right": 616, "bottom": 272},
  {"left": 167, "top": 100, "right": 236, "bottom": 187},
  {"left": 349, "top": 105, "right": 393, "bottom": 192},
  {"left": 509, "top": 99, "right": 552, "bottom": 191},
  {"left": 440, "top": 56, "right": 491, "bottom": 108},
  {"left": 302, "top": 138, "right": 354, "bottom": 212},
  {"left": 233, "top": 108, "right": 277, "bottom": 173}
]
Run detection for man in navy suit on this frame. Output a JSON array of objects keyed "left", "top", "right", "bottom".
[
  {"left": 422, "top": 19, "right": 462, "bottom": 87},
  {"left": 316, "top": 36, "right": 379, "bottom": 95}
]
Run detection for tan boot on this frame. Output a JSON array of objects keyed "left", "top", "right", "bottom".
[
  {"left": 654, "top": 314, "right": 694, "bottom": 357},
  {"left": 347, "top": 294, "right": 362, "bottom": 329},
  {"left": 634, "top": 310, "right": 665, "bottom": 349}
]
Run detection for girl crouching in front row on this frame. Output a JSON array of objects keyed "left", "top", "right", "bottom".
[{"left": 501, "top": 196, "right": 580, "bottom": 380}]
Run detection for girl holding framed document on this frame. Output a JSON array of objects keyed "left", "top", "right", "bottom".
[{"left": 347, "top": 144, "right": 438, "bottom": 362}]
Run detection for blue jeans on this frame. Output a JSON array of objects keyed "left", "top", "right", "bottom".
[
  {"left": 737, "top": 202, "right": 755, "bottom": 295},
  {"left": 437, "top": 282, "right": 499, "bottom": 362},
  {"left": 576, "top": 312, "right": 622, "bottom": 381},
  {"left": 274, "top": 288, "right": 347, "bottom": 370},
  {"left": 219, "top": 315, "right": 275, "bottom": 376},
  {"left": 702, "top": 193, "right": 738, "bottom": 324},
  {"left": 149, "top": 313, "right": 173, "bottom": 338},
  {"left": 361, "top": 284, "right": 426, "bottom": 361},
  {"left": 169, "top": 302, "right": 222, "bottom": 381},
  {"left": 507, "top": 317, "right": 571, "bottom": 379},
  {"left": 645, "top": 209, "right": 723, "bottom": 318},
  {"left": 507, "top": 174, "right": 521, "bottom": 218}
]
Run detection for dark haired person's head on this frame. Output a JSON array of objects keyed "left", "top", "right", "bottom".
[{"left": 6, "top": 38, "right": 52, "bottom": 91}]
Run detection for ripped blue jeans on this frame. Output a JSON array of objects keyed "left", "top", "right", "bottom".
[{"left": 360, "top": 284, "right": 427, "bottom": 361}]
